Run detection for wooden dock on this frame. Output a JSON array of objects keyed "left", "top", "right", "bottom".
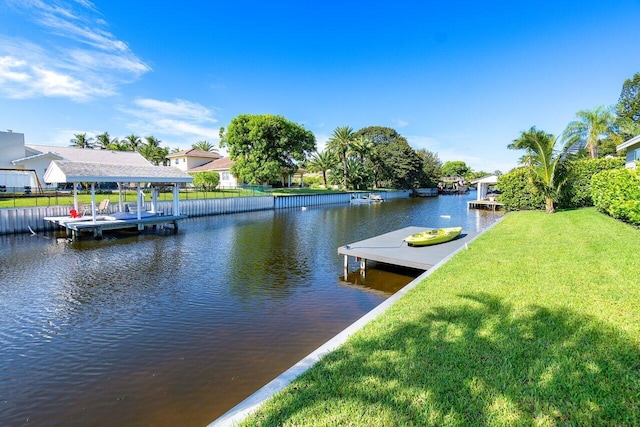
[
  {"left": 44, "top": 214, "right": 187, "bottom": 239},
  {"left": 467, "top": 199, "right": 504, "bottom": 210},
  {"left": 338, "top": 226, "right": 479, "bottom": 273}
]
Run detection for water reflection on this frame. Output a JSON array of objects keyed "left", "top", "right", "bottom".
[{"left": 0, "top": 193, "right": 501, "bottom": 426}]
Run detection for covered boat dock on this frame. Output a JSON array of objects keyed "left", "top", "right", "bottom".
[{"left": 42, "top": 160, "right": 193, "bottom": 239}]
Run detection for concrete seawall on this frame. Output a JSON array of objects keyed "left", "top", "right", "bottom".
[{"left": 0, "top": 190, "right": 415, "bottom": 235}]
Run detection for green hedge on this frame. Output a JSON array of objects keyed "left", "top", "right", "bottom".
[
  {"left": 559, "top": 158, "right": 625, "bottom": 208},
  {"left": 592, "top": 168, "right": 640, "bottom": 225},
  {"left": 496, "top": 167, "right": 545, "bottom": 211}
]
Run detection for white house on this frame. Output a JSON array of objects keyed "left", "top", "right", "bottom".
[
  {"left": 617, "top": 135, "right": 640, "bottom": 169},
  {"left": 189, "top": 157, "right": 240, "bottom": 188},
  {"left": 166, "top": 149, "right": 222, "bottom": 172}
]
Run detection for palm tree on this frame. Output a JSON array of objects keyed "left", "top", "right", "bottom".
[
  {"left": 509, "top": 127, "right": 570, "bottom": 213},
  {"left": 69, "top": 133, "right": 93, "bottom": 149},
  {"left": 562, "top": 105, "right": 615, "bottom": 159},
  {"left": 306, "top": 150, "right": 336, "bottom": 187},
  {"left": 123, "top": 134, "right": 141, "bottom": 151},
  {"left": 326, "top": 126, "right": 355, "bottom": 189},
  {"left": 192, "top": 140, "right": 217, "bottom": 152},
  {"left": 95, "top": 132, "right": 117, "bottom": 150}
]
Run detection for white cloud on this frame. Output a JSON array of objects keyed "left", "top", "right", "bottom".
[
  {"left": 392, "top": 118, "right": 409, "bottom": 128},
  {"left": 0, "top": 0, "right": 149, "bottom": 101},
  {"left": 121, "top": 98, "right": 220, "bottom": 147}
]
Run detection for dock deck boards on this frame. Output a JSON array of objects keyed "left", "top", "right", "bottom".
[
  {"left": 44, "top": 214, "right": 187, "bottom": 238},
  {"left": 338, "top": 226, "right": 479, "bottom": 270}
]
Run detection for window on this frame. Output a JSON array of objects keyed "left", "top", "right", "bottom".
[
  {"left": 174, "top": 159, "right": 179, "bottom": 165},
  {"left": 635, "top": 148, "right": 640, "bottom": 161},
  {"left": 221, "top": 172, "right": 230, "bottom": 181}
]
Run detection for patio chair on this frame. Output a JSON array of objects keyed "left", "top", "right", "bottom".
[{"left": 96, "top": 199, "right": 110, "bottom": 214}]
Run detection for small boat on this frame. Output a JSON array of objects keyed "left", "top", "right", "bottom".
[
  {"left": 404, "top": 226, "right": 462, "bottom": 246},
  {"left": 350, "top": 193, "right": 384, "bottom": 204}
]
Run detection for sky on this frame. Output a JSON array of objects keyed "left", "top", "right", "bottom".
[{"left": 1, "top": 0, "right": 640, "bottom": 173}]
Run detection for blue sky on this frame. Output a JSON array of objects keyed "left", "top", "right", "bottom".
[{"left": 1, "top": 0, "right": 639, "bottom": 173}]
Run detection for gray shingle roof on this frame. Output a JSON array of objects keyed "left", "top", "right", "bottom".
[
  {"left": 23, "top": 144, "right": 152, "bottom": 166},
  {"left": 44, "top": 160, "right": 193, "bottom": 183}
]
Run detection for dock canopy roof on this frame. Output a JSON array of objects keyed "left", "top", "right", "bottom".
[{"left": 43, "top": 160, "right": 194, "bottom": 184}]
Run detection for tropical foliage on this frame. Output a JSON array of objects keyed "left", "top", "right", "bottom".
[
  {"left": 441, "top": 160, "right": 471, "bottom": 178},
  {"left": 305, "top": 150, "right": 336, "bottom": 187},
  {"left": 69, "top": 133, "right": 93, "bottom": 149},
  {"left": 591, "top": 168, "right": 640, "bottom": 225},
  {"left": 496, "top": 167, "right": 545, "bottom": 211},
  {"left": 220, "top": 114, "right": 316, "bottom": 184},
  {"left": 558, "top": 157, "right": 625, "bottom": 208},
  {"left": 326, "top": 126, "right": 355, "bottom": 188},
  {"left": 508, "top": 127, "right": 570, "bottom": 213},
  {"left": 562, "top": 105, "right": 616, "bottom": 159},
  {"left": 192, "top": 140, "right": 217, "bottom": 152},
  {"left": 191, "top": 171, "right": 220, "bottom": 191}
]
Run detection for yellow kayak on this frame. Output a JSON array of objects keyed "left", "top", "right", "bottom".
[{"left": 404, "top": 226, "right": 462, "bottom": 246}]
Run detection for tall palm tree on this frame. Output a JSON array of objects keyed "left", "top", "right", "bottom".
[
  {"left": 306, "top": 150, "right": 336, "bottom": 187},
  {"left": 69, "top": 133, "right": 93, "bottom": 149},
  {"left": 509, "top": 127, "right": 570, "bottom": 213},
  {"left": 95, "top": 132, "right": 117, "bottom": 150},
  {"left": 562, "top": 105, "right": 615, "bottom": 159},
  {"left": 326, "top": 126, "right": 355, "bottom": 189},
  {"left": 123, "top": 134, "right": 141, "bottom": 151},
  {"left": 192, "top": 140, "right": 217, "bottom": 152}
]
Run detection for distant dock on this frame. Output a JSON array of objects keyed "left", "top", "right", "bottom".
[
  {"left": 338, "top": 226, "right": 479, "bottom": 273},
  {"left": 467, "top": 199, "right": 504, "bottom": 210}
]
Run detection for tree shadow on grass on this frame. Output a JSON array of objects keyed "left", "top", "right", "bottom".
[{"left": 247, "top": 292, "right": 640, "bottom": 426}]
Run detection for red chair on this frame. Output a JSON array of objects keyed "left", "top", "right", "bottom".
[{"left": 70, "top": 209, "right": 81, "bottom": 218}]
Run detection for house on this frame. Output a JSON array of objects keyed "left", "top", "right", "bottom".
[
  {"left": 165, "top": 149, "right": 222, "bottom": 172},
  {"left": 189, "top": 157, "right": 240, "bottom": 188},
  {"left": 617, "top": 135, "right": 640, "bottom": 169},
  {"left": 1, "top": 130, "right": 156, "bottom": 191}
]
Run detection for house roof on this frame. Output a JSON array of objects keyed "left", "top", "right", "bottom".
[
  {"left": 470, "top": 175, "right": 498, "bottom": 185},
  {"left": 166, "top": 148, "right": 222, "bottom": 159},
  {"left": 189, "top": 157, "right": 233, "bottom": 172},
  {"left": 18, "top": 144, "right": 152, "bottom": 166},
  {"left": 43, "top": 160, "right": 193, "bottom": 184},
  {"left": 617, "top": 134, "right": 640, "bottom": 151}
]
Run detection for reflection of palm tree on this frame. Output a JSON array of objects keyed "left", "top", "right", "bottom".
[
  {"left": 306, "top": 150, "right": 336, "bottom": 187},
  {"left": 326, "top": 126, "right": 355, "bottom": 189},
  {"left": 509, "top": 127, "right": 570, "bottom": 213},
  {"left": 70, "top": 133, "right": 93, "bottom": 149},
  {"left": 563, "top": 105, "right": 615, "bottom": 159},
  {"left": 192, "top": 140, "right": 218, "bottom": 152}
]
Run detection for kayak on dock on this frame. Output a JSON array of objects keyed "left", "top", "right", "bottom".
[{"left": 404, "top": 226, "right": 462, "bottom": 246}]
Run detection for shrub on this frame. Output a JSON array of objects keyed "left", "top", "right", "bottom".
[
  {"left": 591, "top": 168, "right": 640, "bottom": 225},
  {"left": 496, "top": 167, "right": 545, "bottom": 211},
  {"left": 559, "top": 158, "right": 625, "bottom": 208}
]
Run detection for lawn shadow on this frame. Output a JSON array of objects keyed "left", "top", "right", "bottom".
[{"left": 248, "top": 292, "right": 640, "bottom": 425}]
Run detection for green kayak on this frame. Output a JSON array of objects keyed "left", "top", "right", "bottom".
[{"left": 404, "top": 226, "right": 462, "bottom": 246}]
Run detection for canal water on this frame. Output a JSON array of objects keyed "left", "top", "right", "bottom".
[{"left": 0, "top": 192, "right": 501, "bottom": 426}]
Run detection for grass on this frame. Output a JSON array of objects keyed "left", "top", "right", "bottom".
[
  {"left": 240, "top": 208, "right": 640, "bottom": 426},
  {"left": 0, "top": 187, "right": 350, "bottom": 208}
]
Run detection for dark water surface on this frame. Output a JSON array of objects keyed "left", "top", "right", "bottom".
[{"left": 0, "top": 193, "right": 501, "bottom": 426}]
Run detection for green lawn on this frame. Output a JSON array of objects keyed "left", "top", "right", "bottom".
[
  {"left": 241, "top": 208, "right": 640, "bottom": 426},
  {"left": 0, "top": 188, "right": 264, "bottom": 208}
]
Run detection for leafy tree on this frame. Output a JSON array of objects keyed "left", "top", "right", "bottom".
[
  {"left": 441, "top": 160, "right": 471, "bottom": 178},
  {"left": 496, "top": 167, "right": 545, "bottom": 211},
  {"left": 326, "top": 126, "right": 355, "bottom": 188},
  {"left": 70, "top": 133, "right": 93, "bottom": 149},
  {"left": 416, "top": 149, "right": 442, "bottom": 187},
  {"left": 558, "top": 157, "right": 625, "bottom": 208},
  {"left": 616, "top": 72, "right": 640, "bottom": 124},
  {"left": 306, "top": 150, "right": 337, "bottom": 187},
  {"left": 191, "top": 171, "right": 220, "bottom": 191},
  {"left": 192, "top": 140, "right": 217, "bottom": 152},
  {"left": 220, "top": 114, "right": 316, "bottom": 184},
  {"left": 562, "top": 105, "right": 616, "bottom": 159},
  {"left": 123, "top": 134, "right": 141, "bottom": 151},
  {"left": 508, "top": 127, "right": 570, "bottom": 213},
  {"left": 354, "top": 126, "right": 425, "bottom": 189}
]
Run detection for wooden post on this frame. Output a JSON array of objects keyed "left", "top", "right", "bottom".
[
  {"left": 343, "top": 254, "right": 348, "bottom": 280},
  {"left": 360, "top": 258, "right": 366, "bottom": 276}
]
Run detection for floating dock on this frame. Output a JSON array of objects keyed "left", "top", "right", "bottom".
[
  {"left": 44, "top": 214, "right": 187, "bottom": 239},
  {"left": 467, "top": 199, "right": 504, "bottom": 210},
  {"left": 338, "top": 226, "right": 479, "bottom": 273}
]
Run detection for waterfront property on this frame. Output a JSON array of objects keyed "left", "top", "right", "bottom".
[{"left": 0, "top": 194, "right": 500, "bottom": 426}]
